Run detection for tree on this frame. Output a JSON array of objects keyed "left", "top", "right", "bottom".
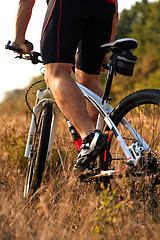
[
  {"left": 116, "top": 0, "right": 149, "bottom": 39},
  {"left": 113, "top": 1, "right": 160, "bottom": 93}
]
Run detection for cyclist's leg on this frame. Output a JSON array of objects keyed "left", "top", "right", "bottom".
[
  {"left": 41, "top": 0, "right": 96, "bottom": 138},
  {"left": 41, "top": 0, "right": 109, "bottom": 173},
  {"left": 44, "top": 62, "right": 95, "bottom": 139},
  {"left": 75, "top": 69, "right": 103, "bottom": 125},
  {"left": 74, "top": 2, "right": 116, "bottom": 125}
]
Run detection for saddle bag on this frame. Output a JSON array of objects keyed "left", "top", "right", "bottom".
[{"left": 111, "top": 52, "right": 137, "bottom": 76}]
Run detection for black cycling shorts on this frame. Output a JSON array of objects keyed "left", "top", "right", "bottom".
[{"left": 41, "top": 0, "right": 115, "bottom": 75}]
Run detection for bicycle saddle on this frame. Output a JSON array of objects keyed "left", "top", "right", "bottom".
[{"left": 101, "top": 38, "right": 138, "bottom": 50}]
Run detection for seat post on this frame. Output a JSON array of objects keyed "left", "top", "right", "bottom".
[{"left": 102, "top": 64, "right": 114, "bottom": 105}]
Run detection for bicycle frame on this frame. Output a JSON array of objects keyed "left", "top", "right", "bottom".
[
  {"left": 24, "top": 79, "right": 151, "bottom": 178},
  {"left": 6, "top": 38, "right": 160, "bottom": 200}
]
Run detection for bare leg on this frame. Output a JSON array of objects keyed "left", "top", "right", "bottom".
[
  {"left": 44, "top": 63, "right": 95, "bottom": 139},
  {"left": 75, "top": 69, "right": 103, "bottom": 125}
]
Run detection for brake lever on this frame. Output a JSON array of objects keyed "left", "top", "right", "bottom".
[
  {"left": 15, "top": 55, "right": 23, "bottom": 59},
  {"left": 30, "top": 51, "right": 43, "bottom": 64},
  {"left": 6, "top": 40, "right": 43, "bottom": 64}
]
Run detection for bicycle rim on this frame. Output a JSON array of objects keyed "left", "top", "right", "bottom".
[
  {"left": 108, "top": 89, "right": 160, "bottom": 207},
  {"left": 24, "top": 102, "right": 52, "bottom": 198}
]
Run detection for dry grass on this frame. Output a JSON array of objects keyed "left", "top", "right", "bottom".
[{"left": 0, "top": 107, "right": 160, "bottom": 240}]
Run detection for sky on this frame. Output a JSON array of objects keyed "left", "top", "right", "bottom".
[{"left": 0, "top": 0, "right": 156, "bottom": 103}]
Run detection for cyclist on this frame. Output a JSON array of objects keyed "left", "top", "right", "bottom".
[{"left": 13, "top": 0, "right": 118, "bottom": 176}]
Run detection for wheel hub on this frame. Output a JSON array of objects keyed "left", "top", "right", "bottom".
[{"left": 129, "top": 150, "right": 159, "bottom": 181}]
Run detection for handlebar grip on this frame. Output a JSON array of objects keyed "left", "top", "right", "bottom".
[{"left": 5, "top": 40, "right": 23, "bottom": 53}]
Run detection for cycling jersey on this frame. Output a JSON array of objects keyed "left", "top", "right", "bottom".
[{"left": 41, "top": 0, "right": 115, "bottom": 75}]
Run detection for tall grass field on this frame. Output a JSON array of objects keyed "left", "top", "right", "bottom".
[{"left": 0, "top": 104, "right": 160, "bottom": 240}]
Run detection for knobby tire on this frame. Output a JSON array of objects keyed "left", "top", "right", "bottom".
[
  {"left": 24, "top": 102, "right": 52, "bottom": 198},
  {"left": 102, "top": 89, "right": 160, "bottom": 208}
]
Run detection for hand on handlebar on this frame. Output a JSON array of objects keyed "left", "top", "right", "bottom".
[
  {"left": 5, "top": 40, "right": 42, "bottom": 64},
  {"left": 12, "top": 40, "right": 34, "bottom": 54}
]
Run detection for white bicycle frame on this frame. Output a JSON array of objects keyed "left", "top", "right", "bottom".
[{"left": 24, "top": 81, "right": 151, "bottom": 178}]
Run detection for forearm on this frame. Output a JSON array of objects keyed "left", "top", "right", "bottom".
[
  {"left": 110, "top": 0, "right": 118, "bottom": 42},
  {"left": 15, "top": 0, "right": 35, "bottom": 44}
]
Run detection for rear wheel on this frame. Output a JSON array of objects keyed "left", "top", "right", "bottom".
[
  {"left": 103, "top": 89, "right": 160, "bottom": 207},
  {"left": 24, "top": 102, "right": 52, "bottom": 198}
]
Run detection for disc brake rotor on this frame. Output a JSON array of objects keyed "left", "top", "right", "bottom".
[{"left": 128, "top": 151, "right": 159, "bottom": 181}]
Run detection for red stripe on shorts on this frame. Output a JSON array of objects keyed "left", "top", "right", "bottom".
[{"left": 41, "top": 0, "right": 57, "bottom": 41}]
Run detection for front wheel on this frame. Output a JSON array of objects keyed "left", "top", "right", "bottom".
[{"left": 24, "top": 102, "right": 52, "bottom": 198}]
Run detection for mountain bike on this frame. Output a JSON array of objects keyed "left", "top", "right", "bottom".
[{"left": 5, "top": 39, "right": 160, "bottom": 203}]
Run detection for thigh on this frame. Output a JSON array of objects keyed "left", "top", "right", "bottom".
[
  {"left": 41, "top": 0, "right": 83, "bottom": 65},
  {"left": 76, "top": 1, "right": 115, "bottom": 75}
]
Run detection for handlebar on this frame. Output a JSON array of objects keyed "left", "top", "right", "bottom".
[
  {"left": 5, "top": 40, "right": 110, "bottom": 69},
  {"left": 5, "top": 40, "right": 109, "bottom": 69},
  {"left": 5, "top": 40, "right": 43, "bottom": 65}
]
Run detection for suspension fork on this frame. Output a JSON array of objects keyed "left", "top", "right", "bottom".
[
  {"left": 46, "top": 105, "right": 61, "bottom": 161},
  {"left": 24, "top": 98, "right": 57, "bottom": 159},
  {"left": 24, "top": 104, "right": 43, "bottom": 158}
]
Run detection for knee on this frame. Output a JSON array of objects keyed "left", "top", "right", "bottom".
[
  {"left": 45, "top": 71, "right": 61, "bottom": 92},
  {"left": 44, "top": 63, "right": 72, "bottom": 89},
  {"left": 44, "top": 64, "right": 60, "bottom": 88}
]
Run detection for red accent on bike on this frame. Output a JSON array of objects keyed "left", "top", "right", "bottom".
[
  {"left": 41, "top": 0, "right": 57, "bottom": 41},
  {"left": 114, "top": 165, "right": 126, "bottom": 174},
  {"left": 107, "top": 0, "right": 115, "bottom": 3},
  {"left": 121, "top": 165, "right": 127, "bottom": 171},
  {"left": 103, "top": 132, "right": 112, "bottom": 162},
  {"left": 104, "top": 150, "right": 107, "bottom": 162},
  {"left": 74, "top": 138, "right": 82, "bottom": 152},
  {"left": 107, "top": 130, "right": 113, "bottom": 143},
  {"left": 107, "top": 135, "right": 111, "bottom": 142}
]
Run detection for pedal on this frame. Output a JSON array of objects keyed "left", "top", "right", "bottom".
[{"left": 78, "top": 168, "right": 99, "bottom": 181}]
